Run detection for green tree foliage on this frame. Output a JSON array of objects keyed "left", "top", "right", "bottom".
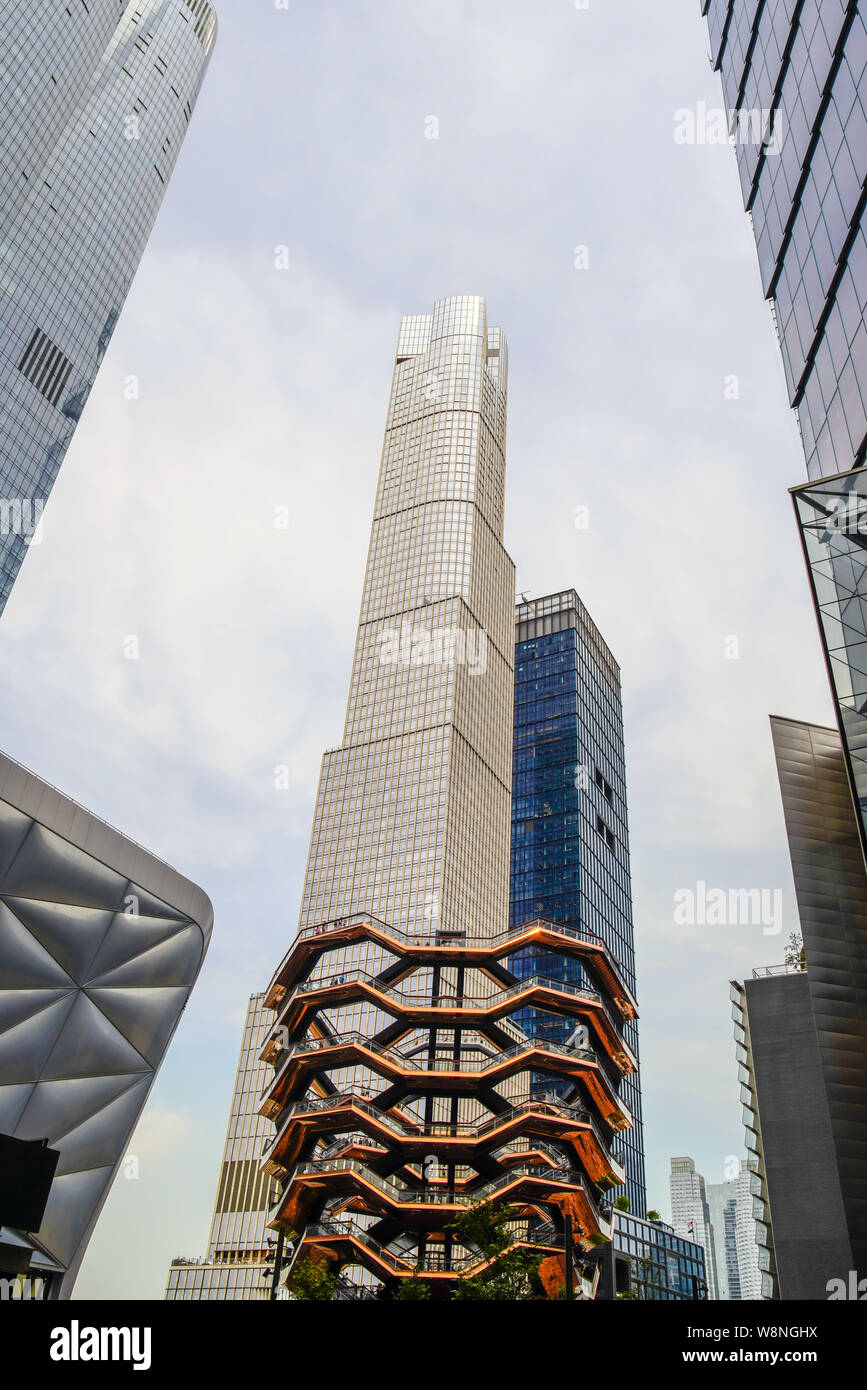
[
  {"left": 448, "top": 1201, "right": 543, "bottom": 1301},
  {"left": 287, "top": 1257, "right": 338, "bottom": 1301},
  {"left": 391, "top": 1271, "right": 431, "bottom": 1300}
]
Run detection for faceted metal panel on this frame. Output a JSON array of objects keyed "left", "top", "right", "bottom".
[
  {"left": 793, "top": 469, "right": 867, "bottom": 844},
  {"left": 0, "top": 750, "right": 213, "bottom": 1297},
  {"left": 0, "top": 1, "right": 217, "bottom": 613},
  {"left": 770, "top": 714, "right": 867, "bottom": 1275}
]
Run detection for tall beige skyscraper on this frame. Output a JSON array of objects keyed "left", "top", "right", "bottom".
[{"left": 298, "top": 295, "right": 515, "bottom": 942}]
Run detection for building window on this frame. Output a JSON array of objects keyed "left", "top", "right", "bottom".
[
  {"left": 17, "top": 328, "right": 73, "bottom": 408},
  {"left": 594, "top": 766, "right": 613, "bottom": 802},
  {"left": 595, "top": 814, "right": 615, "bottom": 850}
]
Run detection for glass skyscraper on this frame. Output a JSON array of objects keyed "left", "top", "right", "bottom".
[
  {"left": 669, "top": 1156, "right": 718, "bottom": 1299},
  {"left": 700, "top": 4, "right": 867, "bottom": 838},
  {"left": 702, "top": 3, "right": 867, "bottom": 1289},
  {"left": 702, "top": 1, "right": 867, "bottom": 482},
  {"left": 297, "top": 295, "right": 514, "bottom": 945},
  {"left": 509, "top": 591, "right": 646, "bottom": 1216},
  {"left": 0, "top": 0, "right": 216, "bottom": 613}
]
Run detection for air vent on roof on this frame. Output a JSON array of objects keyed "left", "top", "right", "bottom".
[{"left": 18, "top": 329, "right": 73, "bottom": 408}]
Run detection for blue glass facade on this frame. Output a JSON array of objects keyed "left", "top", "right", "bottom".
[
  {"left": 612, "top": 1214, "right": 708, "bottom": 1301},
  {"left": 508, "top": 590, "right": 646, "bottom": 1216}
]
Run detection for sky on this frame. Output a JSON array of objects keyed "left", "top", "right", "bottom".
[{"left": 0, "top": 0, "right": 836, "bottom": 1299}]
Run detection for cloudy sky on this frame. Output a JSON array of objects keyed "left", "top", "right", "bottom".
[{"left": 0, "top": 0, "right": 835, "bottom": 1298}]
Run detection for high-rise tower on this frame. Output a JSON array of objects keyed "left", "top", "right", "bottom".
[
  {"left": 509, "top": 591, "right": 646, "bottom": 1215},
  {"left": 700, "top": 3, "right": 867, "bottom": 1294},
  {"left": 701, "top": 1, "right": 866, "bottom": 483},
  {"left": 297, "top": 295, "right": 514, "bottom": 943},
  {"left": 669, "top": 1157, "right": 719, "bottom": 1300},
  {"left": 259, "top": 299, "right": 637, "bottom": 1297},
  {"left": 0, "top": 0, "right": 216, "bottom": 613}
]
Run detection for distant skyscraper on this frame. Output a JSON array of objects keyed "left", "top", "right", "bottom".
[
  {"left": 669, "top": 1157, "right": 719, "bottom": 1300},
  {"left": 509, "top": 590, "right": 646, "bottom": 1216},
  {"left": 166, "top": 995, "right": 278, "bottom": 1301},
  {"left": 669, "top": 1156, "right": 762, "bottom": 1300},
  {"left": 706, "top": 1163, "right": 764, "bottom": 1301},
  {"left": 0, "top": 0, "right": 216, "bottom": 613},
  {"left": 259, "top": 299, "right": 638, "bottom": 1296}
]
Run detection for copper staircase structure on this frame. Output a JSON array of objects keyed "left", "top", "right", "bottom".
[{"left": 258, "top": 914, "right": 636, "bottom": 1297}]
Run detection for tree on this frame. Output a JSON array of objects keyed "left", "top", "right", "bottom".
[
  {"left": 613, "top": 1194, "right": 631, "bottom": 1211},
  {"left": 448, "top": 1201, "right": 544, "bottom": 1301},
  {"left": 391, "top": 1271, "right": 431, "bottom": 1300},
  {"left": 784, "top": 932, "right": 806, "bottom": 972},
  {"left": 287, "top": 1257, "right": 337, "bottom": 1301}
]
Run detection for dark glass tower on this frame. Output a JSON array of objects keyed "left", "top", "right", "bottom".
[
  {"left": 700, "top": 4, "right": 867, "bottom": 848},
  {"left": 702, "top": 1, "right": 867, "bottom": 482},
  {"left": 701, "top": 2, "right": 867, "bottom": 1295},
  {"left": 509, "top": 591, "right": 647, "bottom": 1217}
]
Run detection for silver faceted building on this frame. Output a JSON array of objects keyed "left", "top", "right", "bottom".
[{"left": 0, "top": 751, "right": 213, "bottom": 1299}]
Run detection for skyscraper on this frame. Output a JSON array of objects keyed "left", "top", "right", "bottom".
[
  {"left": 0, "top": 0, "right": 216, "bottom": 613},
  {"left": 259, "top": 298, "right": 638, "bottom": 1296},
  {"left": 701, "top": 1, "right": 867, "bottom": 1297},
  {"left": 669, "top": 1155, "right": 763, "bottom": 1300},
  {"left": 509, "top": 591, "right": 646, "bottom": 1215},
  {"left": 706, "top": 1162, "right": 764, "bottom": 1301},
  {"left": 669, "top": 1157, "right": 719, "bottom": 1300},
  {"left": 770, "top": 715, "right": 867, "bottom": 1284},
  {"left": 296, "top": 296, "right": 514, "bottom": 941},
  {"left": 701, "top": 4, "right": 867, "bottom": 825},
  {"left": 701, "top": 1, "right": 866, "bottom": 483},
  {"left": 166, "top": 995, "right": 278, "bottom": 1300}
]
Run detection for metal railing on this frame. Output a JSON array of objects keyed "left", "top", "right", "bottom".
[
  {"left": 277, "top": 1155, "right": 606, "bottom": 1221},
  {"left": 263, "top": 1090, "right": 625, "bottom": 1182},
  {"left": 282, "top": 968, "right": 632, "bottom": 1060},
  {"left": 267, "top": 912, "right": 636, "bottom": 1006}
]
